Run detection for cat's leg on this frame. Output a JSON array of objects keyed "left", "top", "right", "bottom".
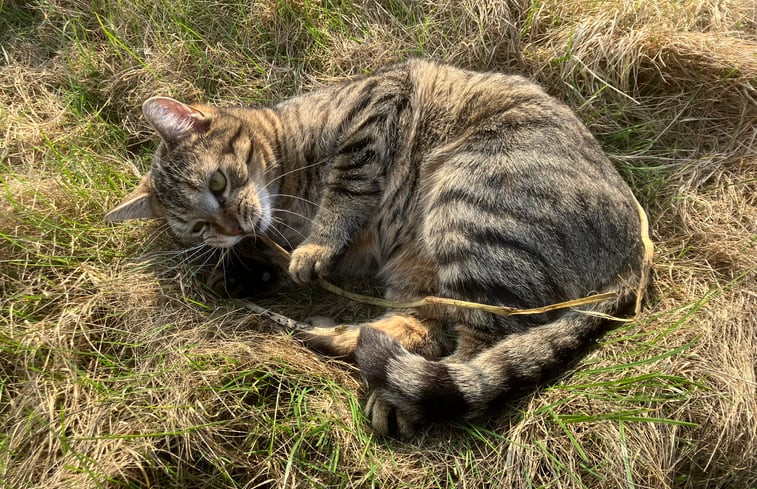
[
  {"left": 297, "top": 311, "right": 452, "bottom": 361},
  {"left": 287, "top": 91, "right": 406, "bottom": 284},
  {"left": 441, "top": 324, "right": 500, "bottom": 363},
  {"left": 298, "top": 243, "right": 449, "bottom": 360},
  {"left": 298, "top": 251, "right": 455, "bottom": 438},
  {"left": 299, "top": 311, "right": 450, "bottom": 439},
  {"left": 355, "top": 320, "right": 499, "bottom": 439}
]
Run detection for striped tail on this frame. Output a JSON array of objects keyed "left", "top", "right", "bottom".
[{"left": 354, "top": 300, "right": 626, "bottom": 437}]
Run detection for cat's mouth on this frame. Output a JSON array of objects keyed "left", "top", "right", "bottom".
[
  {"left": 201, "top": 193, "right": 272, "bottom": 248},
  {"left": 204, "top": 219, "right": 269, "bottom": 249},
  {"left": 206, "top": 236, "right": 243, "bottom": 248}
]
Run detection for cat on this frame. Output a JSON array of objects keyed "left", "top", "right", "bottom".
[{"left": 105, "top": 59, "right": 648, "bottom": 439}]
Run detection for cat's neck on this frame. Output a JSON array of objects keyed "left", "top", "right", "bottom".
[
  {"left": 253, "top": 92, "right": 340, "bottom": 244},
  {"left": 263, "top": 89, "right": 341, "bottom": 197}
]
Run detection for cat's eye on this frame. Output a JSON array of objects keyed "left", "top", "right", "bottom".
[
  {"left": 209, "top": 170, "right": 226, "bottom": 193},
  {"left": 192, "top": 221, "right": 207, "bottom": 234}
]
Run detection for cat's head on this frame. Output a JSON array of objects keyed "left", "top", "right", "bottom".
[{"left": 105, "top": 97, "right": 275, "bottom": 248}]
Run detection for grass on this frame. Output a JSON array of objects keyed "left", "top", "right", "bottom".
[{"left": 1, "top": 0, "right": 755, "bottom": 487}]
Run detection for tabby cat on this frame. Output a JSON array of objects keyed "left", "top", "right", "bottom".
[{"left": 105, "top": 59, "right": 648, "bottom": 439}]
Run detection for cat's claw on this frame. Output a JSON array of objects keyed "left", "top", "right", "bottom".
[
  {"left": 364, "top": 389, "right": 418, "bottom": 440},
  {"left": 288, "top": 242, "right": 337, "bottom": 283}
]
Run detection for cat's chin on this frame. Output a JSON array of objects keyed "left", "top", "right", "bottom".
[{"left": 205, "top": 235, "right": 244, "bottom": 248}]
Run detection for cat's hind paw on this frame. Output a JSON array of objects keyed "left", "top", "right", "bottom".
[
  {"left": 364, "top": 389, "right": 418, "bottom": 440},
  {"left": 295, "top": 323, "right": 359, "bottom": 359}
]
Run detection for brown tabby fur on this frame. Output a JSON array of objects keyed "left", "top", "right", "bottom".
[{"left": 106, "top": 59, "right": 648, "bottom": 439}]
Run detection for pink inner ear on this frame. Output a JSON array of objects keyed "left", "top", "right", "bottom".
[{"left": 144, "top": 97, "right": 208, "bottom": 142}]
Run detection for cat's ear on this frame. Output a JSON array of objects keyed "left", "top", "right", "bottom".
[
  {"left": 142, "top": 96, "right": 209, "bottom": 143},
  {"left": 104, "top": 173, "right": 158, "bottom": 222}
]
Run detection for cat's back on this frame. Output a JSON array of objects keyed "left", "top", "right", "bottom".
[
  {"left": 396, "top": 60, "right": 643, "bottom": 306},
  {"left": 405, "top": 59, "right": 570, "bottom": 126}
]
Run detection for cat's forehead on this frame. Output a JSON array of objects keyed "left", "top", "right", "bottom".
[
  {"left": 152, "top": 143, "right": 210, "bottom": 187},
  {"left": 148, "top": 144, "right": 211, "bottom": 214},
  {"left": 146, "top": 109, "right": 255, "bottom": 217},
  {"left": 151, "top": 171, "right": 217, "bottom": 225}
]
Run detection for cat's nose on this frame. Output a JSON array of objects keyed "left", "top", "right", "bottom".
[{"left": 212, "top": 213, "right": 243, "bottom": 236}]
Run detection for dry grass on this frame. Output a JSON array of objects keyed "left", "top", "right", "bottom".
[{"left": 1, "top": 0, "right": 755, "bottom": 488}]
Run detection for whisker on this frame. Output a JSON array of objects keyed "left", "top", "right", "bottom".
[
  {"left": 272, "top": 216, "right": 306, "bottom": 240},
  {"left": 171, "top": 243, "right": 212, "bottom": 270},
  {"left": 135, "top": 241, "right": 206, "bottom": 269},
  {"left": 262, "top": 160, "right": 322, "bottom": 193},
  {"left": 261, "top": 157, "right": 283, "bottom": 179},
  {"left": 272, "top": 207, "right": 316, "bottom": 224},
  {"left": 195, "top": 246, "right": 220, "bottom": 272},
  {"left": 140, "top": 222, "right": 174, "bottom": 250},
  {"left": 266, "top": 220, "right": 297, "bottom": 249},
  {"left": 268, "top": 193, "right": 325, "bottom": 210},
  {"left": 208, "top": 247, "right": 229, "bottom": 276}
]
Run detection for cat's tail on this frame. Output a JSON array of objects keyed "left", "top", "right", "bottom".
[{"left": 354, "top": 291, "right": 634, "bottom": 437}]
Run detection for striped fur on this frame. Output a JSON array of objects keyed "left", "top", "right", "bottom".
[{"left": 106, "top": 60, "right": 648, "bottom": 438}]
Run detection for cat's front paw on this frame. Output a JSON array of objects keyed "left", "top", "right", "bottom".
[
  {"left": 364, "top": 389, "right": 418, "bottom": 440},
  {"left": 288, "top": 242, "right": 337, "bottom": 283}
]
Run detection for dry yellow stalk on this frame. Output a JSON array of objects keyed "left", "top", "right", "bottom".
[{"left": 255, "top": 228, "right": 649, "bottom": 321}]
